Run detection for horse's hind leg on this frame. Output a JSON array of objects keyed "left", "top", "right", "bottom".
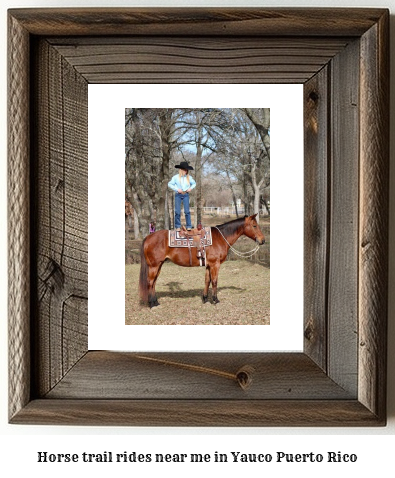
[
  {"left": 202, "top": 266, "right": 211, "bottom": 304},
  {"left": 151, "top": 262, "right": 164, "bottom": 307},
  {"left": 148, "top": 264, "right": 162, "bottom": 308}
]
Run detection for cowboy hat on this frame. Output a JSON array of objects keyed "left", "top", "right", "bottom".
[{"left": 175, "top": 161, "right": 194, "bottom": 171}]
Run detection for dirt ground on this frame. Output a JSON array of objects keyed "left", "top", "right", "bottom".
[{"left": 125, "top": 259, "right": 270, "bottom": 325}]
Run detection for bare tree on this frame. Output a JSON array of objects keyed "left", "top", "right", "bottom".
[
  {"left": 125, "top": 108, "right": 194, "bottom": 234},
  {"left": 176, "top": 109, "right": 229, "bottom": 225},
  {"left": 125, "top": 109, "right": 157, "bottom": 235},
  {"left": 205, "top": 108, "right": 270, "bottom": 217},
  {"left": 234, "top": 109, "right": 270, "bottom": 217},
  {"left": 125, "top": 107, "right": 270, "bottom": 238}
]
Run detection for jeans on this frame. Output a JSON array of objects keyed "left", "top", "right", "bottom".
[{"left": 174, "top": 193, "right": 192, "bottom": 229}]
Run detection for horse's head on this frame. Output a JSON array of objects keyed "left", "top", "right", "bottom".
[{"left": 244, "top": 214, "right": 265, "bottom": 245}]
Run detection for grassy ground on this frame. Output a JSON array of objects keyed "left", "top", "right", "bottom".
[{"left": 125, "top": 259, "right": 269, "bottom": 325}]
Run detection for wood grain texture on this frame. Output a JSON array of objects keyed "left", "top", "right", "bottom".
[
  {"left": 31, "top": 39, "right": 88, "bottom": 397},
  {"left": 358, "top": 12, "right": 389, "bottom": 421},
  {"left": 8, "top": 13, "right": 31, "bottom": 421},
  {"left": 8, "top": 8, "right": 387, "bottom": 37},
  {"left": 11, "top": 399, "right": 384, "bottom": 427},
  {"left": 49, "top": 37, "right": 350, "bottom": 84},
  {"left": 7, "top": 8, "right": 389, "bottom": 426},
  {"left": 303, "top": 67, "right": 329, "bottom": 370},
  {"left": 45, "top": 352, "right": 354, "bottom": 400},
  {"left": 327, "top": 39, "right": 360, "bottom": 396}
]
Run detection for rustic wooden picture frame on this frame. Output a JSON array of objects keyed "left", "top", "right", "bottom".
[{"left": 8, "top": 8, "right": 389, "bottom": 426}]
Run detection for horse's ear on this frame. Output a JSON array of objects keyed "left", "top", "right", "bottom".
[{"left": 250, "top": 213, "right": 258, "bottom": 220}]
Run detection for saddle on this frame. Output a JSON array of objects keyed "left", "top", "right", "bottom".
[{"left": 179, "top": 225, "right": 206, "bottom": 266}]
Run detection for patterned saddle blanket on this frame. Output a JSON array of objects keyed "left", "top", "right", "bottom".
[{"left": 168, "top": 226, "right": 212, "bottom": 248}]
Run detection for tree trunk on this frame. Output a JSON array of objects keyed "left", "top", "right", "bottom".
[
  {"left": 133, "top": 211, "right": 140, "bottom": 239},
  {"left": 194, "top": 115, "right": 204, "bottom": 226},
  {"left": 128, "top": 188, "right": 150, "bottom": 238},
  {"left": 193, "top": 158, "right": 197, "bottom": 226},
  {"left": 225, "top": 170, "right": 239, "bottom": 217},
  {"left": 243, "top": 173, "right": 249, "bottom": 215},
  {"left": 196, "top": 149, "right": 203, "bottom": 225},
  {"left": 156, "top": 111, "right": 172, "bottom": 230},
  {"left": 125, "top": 215, "right": 134, "bottom": 240},
  {"left": 164, "top": 189, "right": 169, "bottom": 229},
  {"left": 233, "top": 194, "right": 239, "bottom": 217},
  {"left": 250, "top": 157, "right": 266, "bottom": 220},
  {"left": 193, "top": 191, "right": 197, "bottom": 227},
  {"left": 253, "top": 185, "right": 260, "bottom": 218},
  {"left": 263, "top": 198, "right": 270, "bottom": 216},
  {"left": 125, "top": 184, "right": 140, "bottom": 239},
  {"left": 125, "top": 216, "right": 129, "bottom": 240},
  {"left": 167, "top": 189, "right": 173, "bottom": 229},
  {"left": 138, "top": 211, "right": 150, "bottom": 237},
  {"left": 171, "top": 190, "right": 175, "bottom": 229}
]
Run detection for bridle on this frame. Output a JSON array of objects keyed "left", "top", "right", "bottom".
[{"left": 213, "top": 222, "right": 262, "bottom": 259}]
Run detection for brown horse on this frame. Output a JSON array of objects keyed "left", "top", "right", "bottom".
[{"left": 139, "top": 214, "right": 265, "bottom": 308}]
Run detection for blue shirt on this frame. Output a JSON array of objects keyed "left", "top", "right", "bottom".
[{"left": 168, "top": 174, "right": 196, "bottom": 193}]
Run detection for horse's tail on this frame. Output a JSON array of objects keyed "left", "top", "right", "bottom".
[{"left": 139, "top": 237, "right": 149, "bottom": 303}]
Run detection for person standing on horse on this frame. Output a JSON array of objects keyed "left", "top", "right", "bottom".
[{"left": 168, "top": 161, "right": 196, "bottom": 231}]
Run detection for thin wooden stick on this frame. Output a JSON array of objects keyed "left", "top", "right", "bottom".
[{"left": 135, "top": 355, "right": 253, "bottom": 389}]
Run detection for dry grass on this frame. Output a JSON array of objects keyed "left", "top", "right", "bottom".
[{"left": 125, "top": 259, "right": 269, "bottom": 325}]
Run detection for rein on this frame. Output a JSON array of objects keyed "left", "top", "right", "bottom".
[{"left": 213, "top": 226, "right": 260, "bottom": 258}]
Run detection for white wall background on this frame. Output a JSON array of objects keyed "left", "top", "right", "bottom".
[{"left": 1, "top": 0, "right": 394, "bottom": 476}]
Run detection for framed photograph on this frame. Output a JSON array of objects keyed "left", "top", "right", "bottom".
[
  {"left": 89, "top": 83, "right": 303, "bottom": 349},
  {"left": 8, "top": 8, "right": 389, "bottom": 426}
]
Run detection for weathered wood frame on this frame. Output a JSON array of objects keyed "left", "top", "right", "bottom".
[{"left": 8, "top": 8, "right": 389, "bottom": 426}]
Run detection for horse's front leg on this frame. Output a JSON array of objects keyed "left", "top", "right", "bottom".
[
  {"left": 202, "top": 266, "right": 211, "bottom": 303},
  {"left": 210, "top": 263, "right": 220, "bottom": 304}
]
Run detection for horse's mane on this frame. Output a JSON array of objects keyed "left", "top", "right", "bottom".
[{"left": 215, "top": 216, "right": 246, "bottom": 237}]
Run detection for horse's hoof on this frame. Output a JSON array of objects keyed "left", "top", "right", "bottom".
[
  {"left": 202, "top": 295, "right": 209, "bottom": 304},
  {"left": 149, "top": 300, "right": 160, "bottom": 308},
  {"left": 212, "top": 297, "right": 220, "bottom": 305}
]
